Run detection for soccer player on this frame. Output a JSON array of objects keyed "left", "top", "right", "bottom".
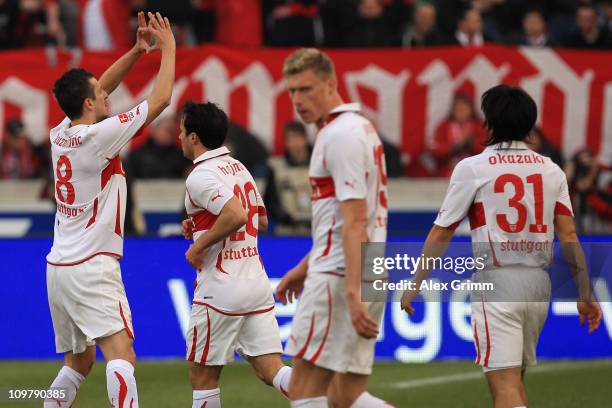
[
  {"left": 400, "top": 84, "right": 603, "bottom": 408},
  {"left": 178, "top": 101, "right": 292, "bottom": 408},
  {"left": 275, "top": 49, "right": 393, "bottom": 408},
  {"left": 44, "top": 12, "right": 175, "bottom": 408}
]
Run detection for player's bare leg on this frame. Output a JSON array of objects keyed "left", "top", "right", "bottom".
[
  {"left": 248, "top": 353, "right": 292, "bottom": 398},
  {"left": 289, "top": 358, "right": 334, "bottom": 407},
  {"left": 190, "top": 363, "right": 223, "bottom": 407},
  {"left": 485, "top": 367, "right": 527, "bottom": 408},
  {"left": 43, "top": 346, "right": 95, "bottom": 407},
  {"left": 97, "top": 330, "right": 139, "bottom": 408},
  {"left": 328, "top": 372, "right": 393, "bottom": 408},
  {"left": 520, "top": 367, "right": 528, "bottom": 406}
]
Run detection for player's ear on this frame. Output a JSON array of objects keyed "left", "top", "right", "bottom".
[
  {"left": 327, "top": 76, "right": 337, "bottom": 94},
  {"left": 83, "top": 97, "right": 94, "bottom": 113}
]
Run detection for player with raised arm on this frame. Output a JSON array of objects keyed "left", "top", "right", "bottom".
[
  {"left": 275, "top": 49, "right": 393, "bottom": 408},
  {"left": 44, "top": 12, "right": 175, "bottom": 408},
  {"left": 178, "top": 101, "right": 292, "bottom": 408},
  {"left": 400, "top": 84, "right": 602, "bottom": 408}
]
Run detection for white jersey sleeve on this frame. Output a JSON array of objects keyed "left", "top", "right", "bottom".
[
  {"left": 326, "top": 126, "right": 368, "bottom": 201},
  {"left": 90, "top": 100, "right": 148, "bottom": 158},
  {"left": 255, "top": 184, "right": 267, "bottom": 216},
  {"left": 435, "top": 159, "right": 480, "bottom": 228},
  {"left": 186, "top": 169, "right": 234, "bottom": 215},
  {"left": 555, "top": 170, "right": 574, "bottom": 216}
]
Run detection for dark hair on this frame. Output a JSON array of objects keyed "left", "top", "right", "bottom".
[
  {"left": 523, "top": 8, "right": 545, "bottom": 20},
  {"left": 182, "top": 101, "right": 228, "bottom": 149},
  {"left": 577, "top": 3, "right": 597, "bottom": 13},
  {"left": 283, "top": 121, "right": 307, "bottom": 137},
  {"left": 53, "top": 68, "right": 95, "bottom": 120},
  {"left": 458, "top": 7, "right": 479, "bottom": 22},
  {"left": 481, "top": 84, "right": 537, "bottom": 146},
  {"left": 6, "top": 118, "right": 24, "bottom": 137}
]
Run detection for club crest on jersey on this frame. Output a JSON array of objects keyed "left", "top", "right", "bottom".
[{"left": 118, "top": 111, "right": 135, "bottom": 124}]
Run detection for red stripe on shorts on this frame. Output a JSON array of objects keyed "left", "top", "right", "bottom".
[
  {"left": 199, "top": 307, "right": 211, "bottom": 365},
  {"left": 308, "top": 283, "right": 332, "bottom": 364},
  {"left": 482, "top": 301, "right": 491, "bottom": 367},
  {"left": 473, "top": 319, "right": 481, "bottom": 365},
  {"left": 119, "top": 302, "right": 133, "bottom": 339},
  {"left": 295, "top": 313, "right": 316, "bottom": 359},
  {"left": 188, "top": 326, "right": 198, "bottom": 362}
]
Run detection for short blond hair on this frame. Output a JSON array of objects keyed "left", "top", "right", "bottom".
[{"left": 282, "top": 48, "right": 335, "bottom": 79}]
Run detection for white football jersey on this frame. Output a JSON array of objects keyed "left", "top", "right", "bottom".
[
  {"left": 308, "top": 103, "right": 389, "bottom": 274},
  {"left": 185, "top": 147, "right": 274, "bottom": 314},
  {"left": 47, "top": 101, "right": 148, "bottom": 265},
  {"left": 435, "top": 140, "right": 573, "bottom": 268}
]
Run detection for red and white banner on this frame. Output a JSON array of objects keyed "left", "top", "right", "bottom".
[{"left": 1, "top": 45, "right": 611, "bottom": 172}]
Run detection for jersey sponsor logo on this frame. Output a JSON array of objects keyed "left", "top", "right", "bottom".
[
  {"left": 56, "top": 201, "right": 85, "bottom": 218},
  {"left": 118, "top": 111, "right": 135, "bottom": 124},
  {"left": 344, "top": 179, "right": 356, "bottom": 189},
  {"left": 488, "top": 153, "right": 545, "bottom": 165},
  {"left": 211, "top": 191, "right": 223, "bottom": 202},
  {"left": 222, "top": 245, "right": 260, "bottom": 260}
]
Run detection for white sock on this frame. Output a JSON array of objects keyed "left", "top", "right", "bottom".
[
  {"left": 106, "top": 359, "right": 139, "bottom": 408},
  {"left": 513, "top": 406, "right": 527, "bottom": 408},
  {"left": 351, "top": 391, "right": 394, "bottom": 407},
  {"left": 193, "top": 388, "right": 221, "bottom": 408},
  {"left": 44, "top": 365, "right": 85, "bottom": 407},
  {"left": 291, "top": 396, "right": 328, "bottom": 408},
  {"left": 272, "top": 366, "right": 292, "bottom": 398}
]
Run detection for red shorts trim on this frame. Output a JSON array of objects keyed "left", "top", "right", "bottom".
[
  {"left": 192, "top": 301, "right": 274, "bottom": 316},
  {"left": 46, "top": 252, "right": 122, "bottom": 267}
]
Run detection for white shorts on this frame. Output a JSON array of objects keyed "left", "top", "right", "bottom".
[
  {"left": 186, "top": 303, "right": 282, "bottom": 366},
  {"left": 47, "top": 255, "right": 134, "bottom": 354},
  {"left": 471, "top": 266, "right": 550, "bottom": 372},
  {"left": 284, "top": 272, "right": 385, "bottom": 375},
  {"left": 472, "top": 300, "right": 549, "bottom": 372}
]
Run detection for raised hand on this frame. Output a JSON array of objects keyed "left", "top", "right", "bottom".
[
  {"left": 135, "top": 11, "right": 153, "bottom": 53},
  {"left": 146, "top": 12, "right": 176, "bottom": 53}
]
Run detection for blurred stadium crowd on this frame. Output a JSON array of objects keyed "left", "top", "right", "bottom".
[
  {"left": 0, "top": 0, "right": 611, "bottom": 49},
  {"left": 0, "top": 0, "right": 610, "bottom": 234}
]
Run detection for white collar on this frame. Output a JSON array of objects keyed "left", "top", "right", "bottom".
[
  {"left": 193, "top": 146, "right": 230, "bottom": 164},
  {"left": 484, "top": 141, "right": 529, "bottom": 151},
  {"left": 456, "top": 30, "right": 484, "bottom": 46},
  {"left": 329, "top": 103, "right": 361, "bottom": 115}
]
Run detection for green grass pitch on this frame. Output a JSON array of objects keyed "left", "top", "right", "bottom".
[{"left": 1, "top": 360, "right": 610, "bottom": 407}]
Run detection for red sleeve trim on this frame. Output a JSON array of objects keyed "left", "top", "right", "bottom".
[
  {"left": 192, "top": 210, "right": 218, "bottom": 232},
  {"left": 447, "top": 221, "right": 461, "bottom": 230},
  {"left": 258, "top": 206, "right": 267, "bottom": 217},
  {"left": 310, "top": 176, "right": 336, "bottom": 201},
  {"left": 554, "top": 201, "right": 573, "bottom": 216},
  {"left": 468, "top": 202, "right": 486, "bottom": 230}
]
